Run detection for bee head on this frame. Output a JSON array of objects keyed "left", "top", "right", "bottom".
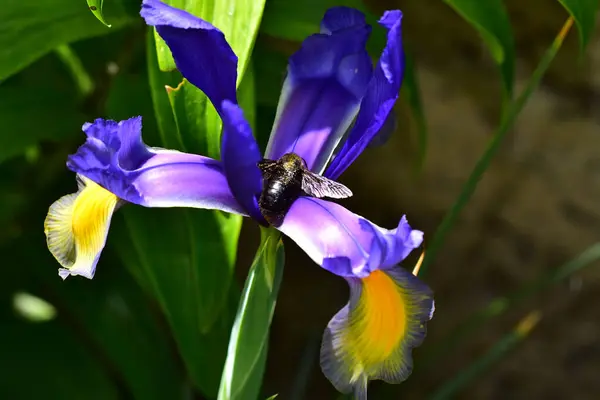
[{"left": 280, "top": 153, "right": 306, "bottom": 170}]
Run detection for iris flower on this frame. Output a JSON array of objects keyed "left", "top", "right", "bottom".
[{"left": 43, "top": 0, "right": 434, "bottom": 396}]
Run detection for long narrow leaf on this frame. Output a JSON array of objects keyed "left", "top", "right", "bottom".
[
  {"left": 557, "top": 0, "right": 599, "bottom": 52},
  {"left": 443, "top": 0, "right": 516, "bottom": 99},
  {"left": 218, "top": 227, "right": 285, "bottom": 400},
  {"left": 429, "top": 311, "right": 542, "bottom": 400},
  {"left": 420, "top": 17, "right": 575, "bottom": 276}
]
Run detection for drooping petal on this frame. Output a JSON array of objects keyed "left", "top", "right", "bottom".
[
  {"left": 44, "top": 176, "right": 119, "bottom": 280},
  {"left": 320, "top": 267, "right": 434, "bottom": 398},
  {"left": 67, "top": 117, "right": 247, "bottom": 216},
  {"left": 264, "top": 7, "right": 373, "bottom": 174},
  {"left": 277, "top": 197, "right": 422, "bottom": 278},
  {"left": 325, "top": 10, "right": 405, "bottom": 180},
  {"left": 220, "top": 100, "right": 265, "bottom": 222},
  {"left": 141, "top": 0, "right": 238, "bottom": 113}
]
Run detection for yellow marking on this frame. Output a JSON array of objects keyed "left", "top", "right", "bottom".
[
  {"left": 344, "top": 270, "right": 406, "bottom": 370},
  {"left": 515, "top": 311, "right": 542, "bottom": 337},
  {"left": 44, "top": 176, "right": 118, "bottom": 279}
]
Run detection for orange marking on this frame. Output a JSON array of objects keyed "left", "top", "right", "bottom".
[{"left": 346, "top": 270, "right": 406, "bottom": 368}]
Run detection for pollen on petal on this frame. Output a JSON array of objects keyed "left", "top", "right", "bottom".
[
  {"left": 44, "top": 176, "right": 119, "bottom": 280},
  {"left": 320, "top": 267, "right": 434, "bottom": 398}
]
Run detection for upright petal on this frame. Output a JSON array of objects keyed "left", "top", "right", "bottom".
[
  {"left": 141, "top": 0, "right": 238, "bottom": 113},
  {"left": 321, "top": 267, "right": 434, "bottom": 398},
  {"left": 277, "top": 197, "right": 422, "bottom": 278},
  {"left": 67, "top": 117, "right": 247, "bottom": 216},
  {"left": 325, "top": 10, "right": 405, "bottom": 180},
  {"left": 264, "top": 7, "right": 373, "bottom": 173},
  {"left": 44, "top": 176, "right": 119, "bottom": 280},
  {"left": 220, "top": 100, "right": 265, "bottom": 222}
]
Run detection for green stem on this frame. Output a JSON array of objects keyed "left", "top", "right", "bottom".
[
  {"left": 419, "top": 17, "right": 574, "bottom": 276},
  {"left": 54, "top": 45, "right": 94, "bottom": 97},
  {"left": 429, "top": 311, "right": 542, "bottom": 400}
]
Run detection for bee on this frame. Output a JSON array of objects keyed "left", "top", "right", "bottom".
[{"left": 257, "top": 153, "right": 353, "bottom": 227}]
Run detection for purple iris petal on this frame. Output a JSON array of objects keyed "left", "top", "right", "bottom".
[
  {"left": 325, "top": 10, "right": 405, "bottom": 180},
  {"left": 320, "top": 7, "right": 367, "bottom": 34},
  {"left": 141, "top": 0, "right": 238, "bottom": 113},
  {"left": 277, "top": 197, "right": 422, "bottom": 278},
  {"left": 220, "top": 100, "right": 265, "bottom": 222},
  {"left": 67, "top": 117, "right": 246, "bottom": 216},
  {"left": 264, "top": 7, "right": 373, "bottom": 173}
]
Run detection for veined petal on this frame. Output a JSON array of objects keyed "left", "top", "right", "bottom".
[
  {"left": 67, "top": 117, "right": 247, "bottom": 216},
  {"left": 264, "top": 7, "right": 373, "bottom": 174},
  {"left": 277, "top": 197, "right": 422, "bottom": 278},
  {"left": 321, "top": 267, "right": 434, "bottom": 398},
  {"left": 44, "top": 176, "right": 119, "bottom": 280},
  {"left": 220, "top": 100, "right": 265, "bottom": 222},
  {"left": 325, "top": 10, "right": 405, "bottom": 180},
  {"left": 141, "top": 0, "right": 238, "bottom": 113}
]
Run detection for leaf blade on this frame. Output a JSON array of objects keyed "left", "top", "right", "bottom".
[
  {"left": 557, "top": 0, "right": 599, "bottom": 52},
  {"left": 443, "top": 0, "right": 516, "bottom": 98},
  {"left": 218, "top": 227, "right": 285, "bottom": 400}
]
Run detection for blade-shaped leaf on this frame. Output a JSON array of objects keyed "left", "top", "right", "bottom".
[
  {"left": 87, "top": 0, "right": 111, "bottom": 27},
  {"left": 218, "top": 226, "right": 285, "bottom": 400},
  {"left": 557, "top": 0, "right": 599, "bottom": 52},
  {"left": 0, "top": 318, "right": 120, "bottom": 399},
  {"left": 0, "top": 0, "right": 135, "bottom": 80},
  {"left": 0, "top": 85, "right": 85, "bottom": 164},
  {"left": 443, "top": 0, "right": 516, "bottom": 99},
  {"left": 420, "top": 17, "right": 574, "bottom": 276}
]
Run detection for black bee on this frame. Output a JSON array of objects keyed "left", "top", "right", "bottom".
[{"left": 257, "top": 152, "right": 353, "bottom": 227}]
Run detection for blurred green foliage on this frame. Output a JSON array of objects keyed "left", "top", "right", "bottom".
[{"left": 0, "top": 0, "right": 598, "bottom": 399}]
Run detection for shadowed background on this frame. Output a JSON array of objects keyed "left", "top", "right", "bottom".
[{"left": 1, "top": 0, "right": 599, "bottom": 399}]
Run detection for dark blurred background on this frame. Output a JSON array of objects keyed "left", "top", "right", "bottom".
[{"left": 2, "top": 0, "right": 599, "bottom": 399}]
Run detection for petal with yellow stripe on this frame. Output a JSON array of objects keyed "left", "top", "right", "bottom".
[
  {"left": 320, "top": 266, "right": 434, "bottom": 398},
  {"left": 44, "top": 175, "right": 119, "bottom": 280}
]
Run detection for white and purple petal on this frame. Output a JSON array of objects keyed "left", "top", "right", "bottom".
[
  {"left": 277, "top": 197, "right": 422, "bottom": 278},
  {"left": 264, "top": 7, "right": 373, "bottom": 173},
  {"left": 67, "top": 117, "right": 246, "bottom": 216},
  {"left": 325, "top": 10, "right": 405, "bottom": 180},
  {"left": 141, "top": 0, "right": 238, "bottom": 114}
]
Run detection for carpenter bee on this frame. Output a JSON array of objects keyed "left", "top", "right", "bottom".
[{"left": 257, "top": 153, "right": 353, "bottom": 227}]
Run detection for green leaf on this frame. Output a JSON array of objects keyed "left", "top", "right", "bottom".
[
  {"left": 153, "top": 0, "right": 266, "bottom": 80},
  {"left": 87, "top": 0, "right": 112, "bottom": 27},
  {"left": 419, "top": 17, "right": 574, "bottom": 277},
  {"left": 429, "top": 311, "right": 542, "bottom": 400},
  {"left": 557, "top": 0, "right": 599, "bottom": 52},
  {"left": 0, "top": 0, "right": 134, "bottom": 80},
  {"left": 218, "top": 227, "right": 285, "bottom": 400},
  {"left": 54, "top": 44, "right": 95, "bottom": 97},
  {"left": 0, "top": 318, "right": 119, "bottom": 399},
  {"left": 114, "top": 207, "right": 242, "bottom": 397},
  {"left": 0, "top": 86, "right": 85, "bottom": 164},
  {"left": 167, "top": 79, "right": 222, "bottom": 157},
  {"left": 443, "top": 0, "right": 515, "bottom": 99}
]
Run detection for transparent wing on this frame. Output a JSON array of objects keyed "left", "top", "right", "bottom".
[{"left": 301, "top": 172, "right": 353, "bottom": 199}]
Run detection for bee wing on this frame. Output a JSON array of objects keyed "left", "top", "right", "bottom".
[
  {"left": 257, "top": 159, "right": 278, "bottom": 176},
  {"left": 301, "top": 171, "right": 353, "bottom": 199}
]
